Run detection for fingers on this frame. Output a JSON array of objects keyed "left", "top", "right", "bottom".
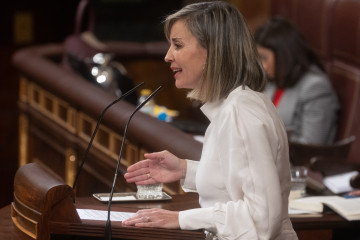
[
  {"left": 123, "top": 216, "right": 154, "bottom": 227},
  {"left": 125, "top": 153, "right": 164, "bottom": 183},
  {"left": 348, "top": 190, "right": 360, "bottom": 196},
  {"left": 125, "top": 151, "right": 174, "bottom": 184},
  {"left": 144, "top": 150, "right": 168, "bottom": 161},
  {"left": 124, "top": 160, "right": 151, "bottom": 182},
  {"left": 122, "top": 209, "right": 179, "bottom": 229},
  {"left": 124, "top": 169, "right": 155, "bottom": 184},
  {"left": 127, "top": 159, "right": 150, "bottom": 172},
  {"left": 134, "top": 177, "right": 157, "bottom": 185},
  {"left": 122, "top": 209, "right": 155, "bottom": 227}
]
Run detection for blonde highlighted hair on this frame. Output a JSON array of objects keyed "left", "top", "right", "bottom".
[{"left": 164, "top": 1, "right": 266, "bottom": 103}]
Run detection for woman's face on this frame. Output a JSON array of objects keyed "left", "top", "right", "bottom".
[
  {"left": 257, "top": 45, "right": 275, "bottom": 80},
  {"left": 164, "top": 20, "right": 207, "bottom": 89}
]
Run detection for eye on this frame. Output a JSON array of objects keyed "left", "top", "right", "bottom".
[{"left": 174, "top": 43, "right": 182, "bottom": 50}]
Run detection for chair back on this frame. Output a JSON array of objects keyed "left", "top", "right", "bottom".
[
  {"left": 289, "top": 136, "right": 356, "bottom": 176},
  {"left": 271, "top": 0, "right": 360, "bottom": 164}
]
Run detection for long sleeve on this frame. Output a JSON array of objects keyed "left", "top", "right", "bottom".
[
  {"left": 181, "top": 160, "right": 199, "bottom": 192},
  {"left": 179, "top": 88, "right": 297, "bottom": 239}
]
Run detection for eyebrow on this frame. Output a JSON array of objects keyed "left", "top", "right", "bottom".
[{"left": 171, "top": 37, "right": 182, "bottom": 42}]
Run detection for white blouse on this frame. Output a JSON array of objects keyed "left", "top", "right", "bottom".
[{"left": 179, "top": 86, "right": 298, "bottom": 240}]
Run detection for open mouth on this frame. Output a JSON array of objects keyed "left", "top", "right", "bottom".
[{"left": 172, "top": 68, "right": 182, "bottom": 79}]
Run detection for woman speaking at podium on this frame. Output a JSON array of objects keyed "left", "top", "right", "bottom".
[{"left": 123, "top": 1, "right": 297, "bottom": 239}]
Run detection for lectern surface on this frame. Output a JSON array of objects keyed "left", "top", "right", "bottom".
[
  {"left": 3, "top": 192, "right": 360, "bottom": 240},
  {"left": 50, "top": 193, "right": 205, "bottom": 240},
  {"left": 3, "top": 193, "right": 204, "bottom": 240}
]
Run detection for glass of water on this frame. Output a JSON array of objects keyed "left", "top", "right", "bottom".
[
  {"left": 290, "top": 166, "right": 308, "bottom": 198},
  {"left": 136, "top": 183, "right": 163, "bottom": 200}
]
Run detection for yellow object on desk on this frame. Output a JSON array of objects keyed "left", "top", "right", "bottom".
[{"left": 153, "top": 105, "right": 179, "bottom": 122}]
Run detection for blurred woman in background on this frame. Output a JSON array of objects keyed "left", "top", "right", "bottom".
[{"left": 255, "top": 17, "right": 339, "bottom": 145}]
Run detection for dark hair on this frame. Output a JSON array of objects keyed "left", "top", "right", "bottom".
[{"left": 254, "top": 16, "right": 325, "bottom": 88}]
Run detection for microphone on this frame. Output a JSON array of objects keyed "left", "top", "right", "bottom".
[
  {"left": 72, "top": 81, "right": 145, "bottom": 195},
  {"left": 104, "top": 86, "right": 162, "bottom": 240}
]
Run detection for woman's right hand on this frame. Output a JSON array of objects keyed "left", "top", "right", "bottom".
[{"left": 124, "top": 150, "right": 187, "bottom": 185}]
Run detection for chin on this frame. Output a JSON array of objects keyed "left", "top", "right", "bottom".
[
  {"left": 175, "top": 80, "right": 184, "bottom": 89},
  {"left": 175, "top": 79, "right": 195, "bottom": 89}
]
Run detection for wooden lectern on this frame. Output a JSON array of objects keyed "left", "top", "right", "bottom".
[
  {"left": 11, "top": 163, "right": 205, "bottom": 240},
  {"left": 11, "top": 162, "right": 80, "bottom": 240}
]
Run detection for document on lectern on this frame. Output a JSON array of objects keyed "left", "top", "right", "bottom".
[
  {"left": 77, "top": 209, "right": 135, "bottom": 221},
  {"left": 289, "top": 196, "right": 360, "bottom": 221}
]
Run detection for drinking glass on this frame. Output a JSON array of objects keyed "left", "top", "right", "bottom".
[
  {"left": 136, "top": 183, "right": 163, "bottom": 200},
  {"left": 290, "top": 166, "right": 308, "bottom": 198}
]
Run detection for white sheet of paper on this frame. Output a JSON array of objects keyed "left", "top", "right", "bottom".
[
  {"left": 323, "top": 171, "right": 358, "bottom": 194},
  {"left": 77, "top": 209, "right": 135, "bottom": 221},
  {"left": 288, "top": 207, "right": 318, "bottom": 215},
  {"left": 98, "top": 195, "right": 136, "bottom": 201}
]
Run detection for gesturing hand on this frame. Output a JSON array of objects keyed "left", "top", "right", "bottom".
[{"left": 124, "top": 150, "right": 187, "bottom": 185}]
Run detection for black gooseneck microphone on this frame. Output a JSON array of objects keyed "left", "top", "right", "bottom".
[
  {"left": 104, "top": 86, "right": 162, "bottom": 240},
  {"left": 72, "top": 81, "right": 145, "bottom": 196}
]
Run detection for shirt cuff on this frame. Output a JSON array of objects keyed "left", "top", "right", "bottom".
[
  {"left": 179, "top": 207, "right": 215, "bottom": 231},
  {"left": 181, "top": 159, "right": 198, "bottom": 192}
]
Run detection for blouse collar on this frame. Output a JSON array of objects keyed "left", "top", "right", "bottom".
[{"left": 200, "top": 85, "right": 247, "bottom": 121}]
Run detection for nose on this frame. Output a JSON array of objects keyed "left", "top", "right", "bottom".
[{"left": 164, "top": 48, "right": 173, "bottom": 63}]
